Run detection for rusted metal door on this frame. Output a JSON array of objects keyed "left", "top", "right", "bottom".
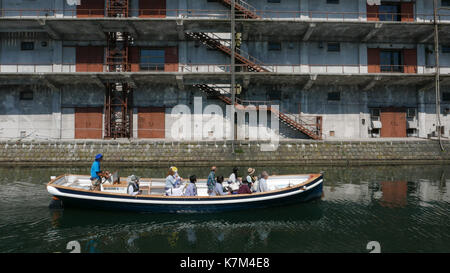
[
  {"left": 76, "top": 46, "right": 104, "bottom": 72},
  {"left": 367, "top": 48, "right": 380, "bottom": 73},
  {"left": 164, "top": 46, "right": 178, "bottom": 72},
  {"left": 129, "top": 47, "right": 141, "bottom": 72},
  {"left": 403, "top": 48, "right": 417, "bottom": 74},
  {"left": 366, "top": 4, "right": 379, "bottom": 21},
  {"left": 139, "top": 0, "right": 166, "bottom": 18},
  {"left": 77, "top": 0, "right": 105, "bottom": 18},
  {"left": 138, "top": 107, "right": 165, "bottom": 138},
  {"left": 380, "top": 107, "right": 406, "bottom": 138},
  {"left": 400, "top": 3, "right": 414, "bottom": 22},
  {"left": 75, "top": 107, "right": 103, "bottom": 139}
]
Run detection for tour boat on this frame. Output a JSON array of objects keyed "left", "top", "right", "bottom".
[{"left": 46, "top": 173, "right": 323, "bottom": 213}]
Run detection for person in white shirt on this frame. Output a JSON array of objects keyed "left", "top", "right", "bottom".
[
  {"left": 225, "top": 167, "right": 241, "bottom": 194},
  {"left": 257, "top": 171, "right": 269, "bottom": 193}
]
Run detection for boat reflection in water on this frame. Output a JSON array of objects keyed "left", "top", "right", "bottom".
[{"left": 49, "top": 200, "right": 324, "bottom": 252}]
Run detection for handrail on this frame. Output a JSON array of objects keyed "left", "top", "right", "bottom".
[
  {"left": 1, "top": 63, "right": 449, "bottom": 74},
  {"left": 1, "top": 8, "right": 450, "bottom": 22}
]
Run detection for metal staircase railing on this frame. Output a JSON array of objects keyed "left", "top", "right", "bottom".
[
  {"left": 194, "top": 84, "right": 322, "bottom": 140},
  {"left": 219, "top": 0, "right": 261, "bottom": 19},
  {"left": 186, "top": 32, "right": 272, "bottom": 72}
]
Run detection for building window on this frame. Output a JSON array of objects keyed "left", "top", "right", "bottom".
[
  {"left": 327, "top": 92, "right": 340, "bottom": 101},
  {"left": 370, "top": 108, "right": 381, "bottom": 121},
  {"left": 443, "top": 92, "right": 450, "bottom": 101},
  {"left": 407, "top": 108, "right": 417, "bottom": 119},
  {"left": 268, "top": 41, "right": 281, "bottom": 51},
  {"left": 442, "top": 0, "right": 450, "bottom": 7},
  {"left": 267, "top": 0, "right": 281, "bottom": 3},
  {"left": 380, "top": 50, "right": 403, "bottom": 73},
  {"left": 327, "top": 0, "right": 339, "bottom": 4},
  {"left": 442, "top": 45, "right": 450, "bottom": 53},
  {"left": 379, "top": 3, "right": 401, "bottom": 21},
  {"left": 327, "top": 42, "right": 340, "bottom": 52},
  {"left": 140, "top": 49, "right": 165, "bottom": 71},
  {"left": 20, "top": 91, "right": 33, "bottom": 100},
  {"left": 21, "top": 42, "right": 34, "bottom": 51}
]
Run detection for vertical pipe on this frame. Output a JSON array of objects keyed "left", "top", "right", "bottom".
[
  {"left": 433, "top": 0, "right": 444, "bottom": 151},
  {"left": 231, "top": 0, "right": 236, "bottom": 149}
]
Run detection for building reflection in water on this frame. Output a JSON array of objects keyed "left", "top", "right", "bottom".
[{"left": 380, "top": 181, "right": 408, "bottom": 208}]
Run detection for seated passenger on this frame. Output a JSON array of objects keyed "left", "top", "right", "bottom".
[
  {"left": 225, "top": 167, "right": 241, "bottom": 194},
  {"left": 237, "top": 180, "right": 252, "bottom": 195},
  {"left": 256, "top": 171, "right": 269, "bottom": 193},
  {"left": 210, "top": 176, "right": 228, "bottom": 196},
  {"left": 165, "top": 168, "right": 179, "bottom": 196},
  {"left": 184, "top": 175, "right": 198, "bottom": 197},
  {"left": 127, "top": 175, "right": 140, "bottom": 196},
  {"left": 170, "top": 166, "right": 183, "bottom": 187},
  {"left": 246, "top": 168, "right": 256, "bottom": 191}
]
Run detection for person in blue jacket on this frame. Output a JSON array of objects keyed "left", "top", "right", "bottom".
[{"left": 90, "top": 154, "right": 109, "bottom": 191}]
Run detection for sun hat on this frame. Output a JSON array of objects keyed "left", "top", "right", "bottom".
[
  {"left": 95, "top": 154, "right": 103, "bottom": 160},
  {"left": 247, "top": 168, "right": 255, "bottom": 175}
]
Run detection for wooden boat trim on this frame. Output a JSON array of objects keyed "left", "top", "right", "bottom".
[{"left": 47, "top": 173, "right": 322, "bottom": 200}]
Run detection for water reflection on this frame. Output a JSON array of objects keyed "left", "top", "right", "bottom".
[{"left": 1, "top": 164, "right": 449, "bottom": 252}]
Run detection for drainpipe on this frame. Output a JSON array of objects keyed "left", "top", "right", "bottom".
[
  {"left": 231, "top": 0, "right": 236, "bottom": 152},
  {"left": 433, "top": 0, "right": 444, "bottom": 151}
]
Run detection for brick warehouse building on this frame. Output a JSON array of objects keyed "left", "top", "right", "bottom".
[{"left": 1, "top": 0, "right": 450, "bottom": 141}]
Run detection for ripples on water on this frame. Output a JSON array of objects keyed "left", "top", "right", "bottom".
[{"left": 0, "top": 164, "right": 449, "bottom": 253}]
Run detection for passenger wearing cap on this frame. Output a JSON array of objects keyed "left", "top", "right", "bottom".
[
  {"left": 165, "top": 167, "right": 178, "bottom": 195},
  {"left": 170, "top": 166, "right": 183, "bottom": 187},
  {"left": 90, "top": 154, "right": 109, "bottom": 191}
]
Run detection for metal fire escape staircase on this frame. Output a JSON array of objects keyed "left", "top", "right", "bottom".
[
  {"left": 189, "top": 31, "right": 322, "bottom": 139},
  {"left": 218, "top": 0, "right": 261, "bottom": 19},
  {"left": 194, "top": 84, "right": 323, "bottom": 140},
  {"left": 185, "top": 32, "right": 271, "bottom": 72},
  {"left": 104, "top": 0, "right": 134, "bottom": 139}
]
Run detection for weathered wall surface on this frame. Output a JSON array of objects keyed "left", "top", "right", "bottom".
[{"left": 0, "top": 139, "right": 449, "bottom": 166}]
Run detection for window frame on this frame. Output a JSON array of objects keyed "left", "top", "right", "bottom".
[
  {"left": 380, "top": 49, "right": 404, "bottom": 73},
  {"left": 139, "top": 48, "right": 165, "bottom": 71},
  {"left": 21, "top": 41, "right": 34, "bottom": 51}
]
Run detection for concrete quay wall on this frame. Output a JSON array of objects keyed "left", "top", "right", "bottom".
[{"left": 0, "top": 139, "right": 449, "bottom": 166}]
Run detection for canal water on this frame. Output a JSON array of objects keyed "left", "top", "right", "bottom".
[{"left": 0, "top": 164, "right": 449, "bottom": 253}]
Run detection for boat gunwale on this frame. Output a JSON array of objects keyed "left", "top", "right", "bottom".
[{"left": 47, "top": 173, "right": 323, "bottom": 200}]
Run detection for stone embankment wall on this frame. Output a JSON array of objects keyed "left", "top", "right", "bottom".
[{"left": 0, "top": 139, "right": 449, "bottom": 166}]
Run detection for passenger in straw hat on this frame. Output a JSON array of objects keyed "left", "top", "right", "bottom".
[{"left": 246, "top": 168, "right": 256, "bottom": 186}]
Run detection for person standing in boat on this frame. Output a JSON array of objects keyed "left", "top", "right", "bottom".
[
  {"left": 184, "top": 175, "right": 198, "bottom": 196},
  {"left": 207, "top": 166, "right": 217, "bottom": 196},
  {"left": 90, "top": 153, "right": 109, "bottom": 191}
]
